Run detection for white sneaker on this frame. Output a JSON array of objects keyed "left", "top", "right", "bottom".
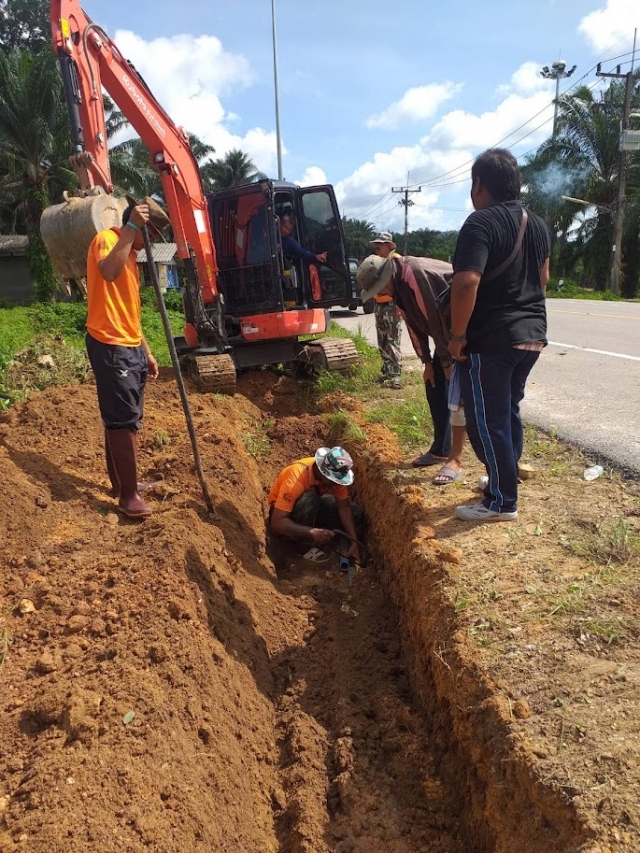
[
  {"left": 455, "top": 503, "right": 518, "bottom": 522},
  {"left": 477, "top": 475, "right": 489, "bottom": 491}
]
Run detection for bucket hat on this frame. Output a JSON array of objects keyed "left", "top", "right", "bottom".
[
  {"left": 356, "top": 254, "right": 396, "bottom": 302},
  {"left": 370, "top": 231, "right": 396, "bottom": 246},
  {"left": 315, "top": 446, "right": 355, "bottom": 487}
]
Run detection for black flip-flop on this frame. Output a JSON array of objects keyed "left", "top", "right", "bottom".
[{"left": 411, "top": 451, "right": 447, "bottom": 468}]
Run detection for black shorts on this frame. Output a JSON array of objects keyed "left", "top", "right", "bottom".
[{"left": 86, "top": 333, "right": 148, "bottom": 430}]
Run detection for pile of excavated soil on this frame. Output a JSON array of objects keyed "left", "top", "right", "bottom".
[
  {"left": 0, "top": 372, "right": 464, "bottom": 853},
  {"left": 1, "top": 369, "right": 638, "bottom": 853}
]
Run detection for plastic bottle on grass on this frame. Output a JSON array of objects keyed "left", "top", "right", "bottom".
[{"left": 583, "top": 465, "right": 604, "bottom": 481}]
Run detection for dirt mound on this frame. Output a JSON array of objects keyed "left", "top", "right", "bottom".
[
  {"left": 2, "top": 370, "right": 636, "bottom": 853},
  {"left": 0, "top": 374, "right": 464, "bottom": 853}
]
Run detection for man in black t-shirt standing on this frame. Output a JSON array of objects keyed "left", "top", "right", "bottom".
[{"left": 449, "top": 148, "right": 550, "bottom": 522}]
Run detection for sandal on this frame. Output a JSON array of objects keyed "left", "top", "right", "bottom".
[
  {"left": 411, "top": 451, "right": 447, "bottom": 468},
  {"left": 432, "top": 465, "right": 464, "bottom": 486}
]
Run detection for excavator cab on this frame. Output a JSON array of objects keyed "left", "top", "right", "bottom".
[{"left": 208, "top": 180, "right": 352, "bottom": 317}]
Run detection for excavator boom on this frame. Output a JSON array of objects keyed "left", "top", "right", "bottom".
[{"left": 46, "top": 0, "right": 218, "bottom": 303}]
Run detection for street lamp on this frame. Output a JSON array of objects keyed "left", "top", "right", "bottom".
[
  {"left": 540, "top": 60, "right": 577, "bottom": 138},
  {"left": 270, "top": 0, "right": 284, "bottom": 180}
]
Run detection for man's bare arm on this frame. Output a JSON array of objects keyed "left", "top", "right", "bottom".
[
  {"left": 541, "top": 258, "right": 550, "bottom": 293},
  {"left": 450, "top": 270, "right": 481, "bottom": 337}
]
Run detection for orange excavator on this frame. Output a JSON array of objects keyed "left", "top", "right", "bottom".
[{"left": 41, "top": 0, "right": 358, "bottom": 394}]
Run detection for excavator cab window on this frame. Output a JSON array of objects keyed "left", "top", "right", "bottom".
[
  {"left": 298, "top": 186, "right": 350, "bottom": 307},
  {"left": 209, "top": 190, "right": 282, "bottom": 316}
]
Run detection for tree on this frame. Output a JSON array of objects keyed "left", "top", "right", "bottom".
[
  {"left": 108, "top": 120, "right": 216, "bottom": 200},
  {"left": 391, "top": 227, "right": 458, "bottom": 261},
  {"left": 0, "top": 0, "right": 49, "bottom": 53},
  {"left": 525, "top": 82, "right": 640, "bottom": 293},
  {"left": 201, "top": 148, "right": 262, "bottom": 192},
  {"left": 341, "top": 217, "right": 375, "bottom": 259},
  {"left": 0, "top": 48, "right": 75, "bottom": 300}
]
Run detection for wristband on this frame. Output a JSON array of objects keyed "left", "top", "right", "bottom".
[
  {"left": 126, "top": 221, "right": 140, "bottom": 232},
  {"left": 449, "top": 331, "right": 467, "bottom": 342}
]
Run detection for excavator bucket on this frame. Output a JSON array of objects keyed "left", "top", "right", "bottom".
[{"left": 40, "top": 191, "right": 128, "bottom": 283}]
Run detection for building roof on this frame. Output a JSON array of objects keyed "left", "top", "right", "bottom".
[
  {"left": 0, "top": 235, "right": 29, "bottom": 256},
  {"left": 136, "top": 243, "right": 178, "bottom": 264}
]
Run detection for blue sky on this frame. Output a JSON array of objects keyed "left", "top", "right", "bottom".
[{"left": 91, "top": 0, "right": 639, "bottom": 231}]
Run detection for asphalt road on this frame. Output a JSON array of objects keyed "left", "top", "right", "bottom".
[{"left": 331, "top": 298, "right": 640, "bottom": 474}]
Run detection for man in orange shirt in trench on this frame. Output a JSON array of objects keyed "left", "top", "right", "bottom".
[
  {"left": 268, "top": 447, "right": 363, "bottom": 563},
  {"left": 85, "top": 196, "right": 169, "bottom": 518}
]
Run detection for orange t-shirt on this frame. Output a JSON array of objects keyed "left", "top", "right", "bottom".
[
  {"left": 268, "top": 458, "right": 349, "bottom": 513},
  {"left": 86, "top": 228, "right": 142, "bottom": 346}
]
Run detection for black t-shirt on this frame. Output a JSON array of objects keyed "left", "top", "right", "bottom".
[{"left": 452, "top": 201, "right": 550, "bottom": 353}]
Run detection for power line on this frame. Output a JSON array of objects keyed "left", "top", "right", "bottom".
[
  {"left": 405, "top": 44, "right": 638, "bottom": 192},
  {"left": 347, "top": 189, "right": 393, "bottom": 219},
  {"left": 347, "top": 41, "right": 638, "bottom": 223}
]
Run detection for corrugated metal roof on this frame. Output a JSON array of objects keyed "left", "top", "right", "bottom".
[
  {"left": 136, "top": 243, "right": 178, "bottom": 264},
  {"left": 0, "top": 235, "right": 29, "bottom": 256}
]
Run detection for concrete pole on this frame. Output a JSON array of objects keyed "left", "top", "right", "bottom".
[
  {"left": 271, "top": 0, "right": 283, "bottom": 180},
  {"left": 610, "top": 71, "right": 635, "bottom": 295}
]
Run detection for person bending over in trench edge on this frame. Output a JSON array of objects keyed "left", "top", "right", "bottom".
[{"left": 268, "top": 447, "right": 363, "bottom": 563}]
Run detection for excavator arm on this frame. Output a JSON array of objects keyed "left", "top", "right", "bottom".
[{"left": 49, "top": 0, "right": 218, "bottom": 306}]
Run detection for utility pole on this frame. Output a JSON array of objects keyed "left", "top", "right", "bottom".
[
  {"left": 392, "top": 183, "right": 421, "bottom": 254},
  {"left": 597, "top": 32, "right": 639, "bottom": 295},
  {"left": 540, "top": 59, "right": 577, "bottom": 138}
]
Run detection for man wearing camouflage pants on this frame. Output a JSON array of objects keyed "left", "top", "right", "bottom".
[{"left": 370, "top": 232, "right": 402, "bottom": 389}]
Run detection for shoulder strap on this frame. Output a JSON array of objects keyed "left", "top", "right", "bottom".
[{"left": 483, "top": 208, "right": 528, "bottom": 283}]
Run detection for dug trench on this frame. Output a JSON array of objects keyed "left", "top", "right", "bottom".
[{"left": 0, "top": 371, "right": 597, "bottom": 852}]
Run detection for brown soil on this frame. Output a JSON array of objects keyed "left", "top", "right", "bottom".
[{"left": 0, "top": 370, "right": 638, "bottom": 853}]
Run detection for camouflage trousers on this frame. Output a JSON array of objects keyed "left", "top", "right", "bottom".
[{"left": 374, "top": 301, "right": 402, "bottom": 378}]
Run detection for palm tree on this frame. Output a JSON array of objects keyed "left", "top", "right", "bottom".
[
  {"left": 0, "top": 48, "right": 75, "bottom": 299},
  {"left": 201, "top": 148, "right": 262, "bottom": 192},
  {"left": 0, "top": 0, "right": 49, "bottom": 53},
  {"left": 107, "top": 110, "right": 216, "bottom": 200},
  {"left": 341, "top": 217, "right": 376, "bottom": 259},
  {"left": 526, "top": 83, "right": 640, "bottom": 291}
]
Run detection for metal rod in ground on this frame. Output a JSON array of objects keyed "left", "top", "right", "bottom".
[{"left": 141, "top": 226, "right": 216, "bottom": 516}]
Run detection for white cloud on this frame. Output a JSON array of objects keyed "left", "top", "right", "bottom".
[
  {"left": 297, "top": 166, "right": 327, "bottom": 187},
  {"left": 111, "top": 30, "right": 279, "bottom": 174},
  {"left": 335, "top": 145, "right": 470, "bottom": 231},
  {"left": 338, "top": 72, "right": 555, "bottom": 231},
  {"left": 429, "top": 91, "right": 553, "bottom": 152},
  {"left": 578, "top": 0, "right": 640, "bottom": 53},
  {"left": 497, "top": 61, "right": 551, "bottom": 97},
  {"left": 366, "top": 82, "right": 462, "bottom": 130}
]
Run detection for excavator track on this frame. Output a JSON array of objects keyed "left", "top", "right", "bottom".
[
  {"left": 184, "top": 353, "right": 237, "bottom": 395},
  {"left": 303, "top": 337, "right": 359, "bottom": 375}
]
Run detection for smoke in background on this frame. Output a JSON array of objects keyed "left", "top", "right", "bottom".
[{"left": 525, "top": 162, "right": 584, "bottom": 200}]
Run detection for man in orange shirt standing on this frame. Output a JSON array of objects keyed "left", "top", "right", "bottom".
[
  {"left": 85, "top": 197, "right": 168, "bottom": 518},
  {"left": 268, "top": 447, "right": 362, "bottom": 563}
]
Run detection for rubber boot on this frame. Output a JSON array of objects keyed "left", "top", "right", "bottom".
[
  {"left": 105, "top": 429, "right": 156, "bottom": 499},
  {"left": 105, "top": 429, "right": 152, "bottom": 518},
  {"left": 105, "top": 429, "right": 120, "bottom": 496}
]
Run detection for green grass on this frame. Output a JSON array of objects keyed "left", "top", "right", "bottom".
[
  {"left": 242, "top": 418, "right": 273, "bottom": 459},
  {"left": 572, "top": 518, "right": 640, "bottom": 567},
  {"left": 306, "top": 321, "right": 434, "bottom": 449},
  {"left": 0, "top": 301, "right": 183, "bottom": 406},
  {"left": 546, "top": 278, "right": 624, "bottom": 301}
]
